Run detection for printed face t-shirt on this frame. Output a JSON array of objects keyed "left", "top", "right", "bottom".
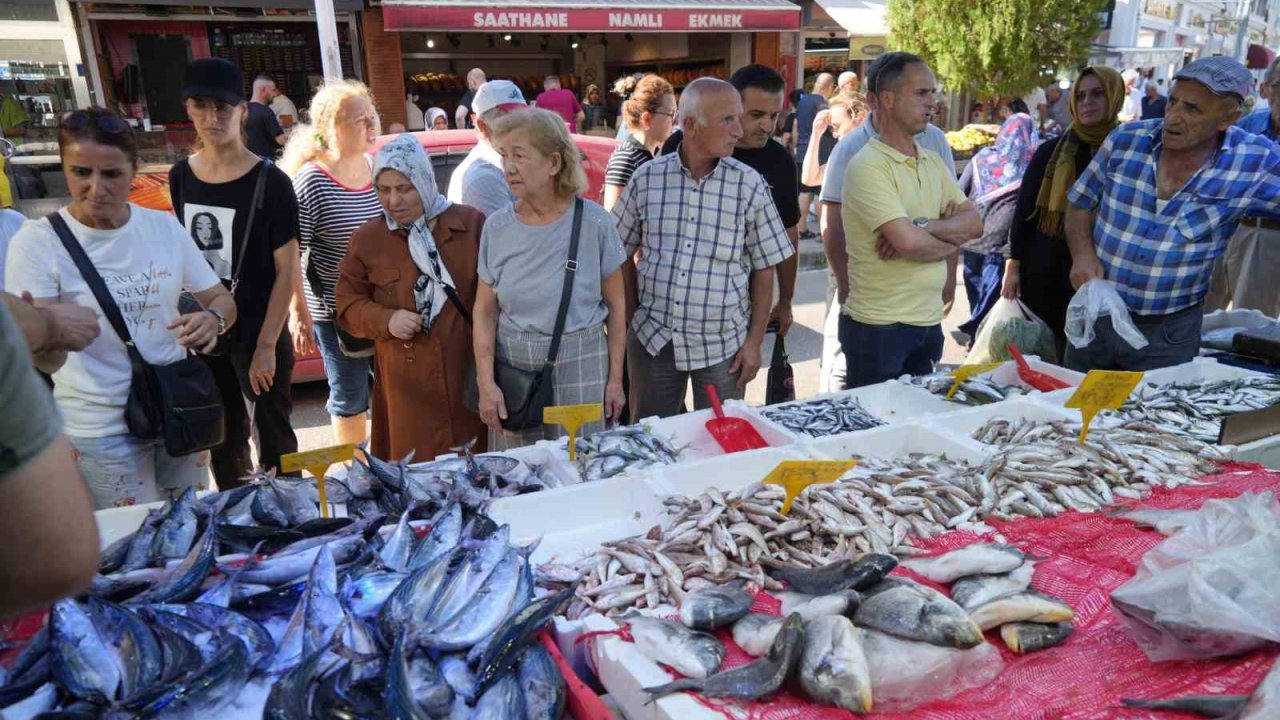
[{"left": 4, "top": 204, "right": 220, "bottom": 438}]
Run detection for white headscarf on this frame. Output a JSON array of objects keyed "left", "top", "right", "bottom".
[
  {"left": 425, "top": 107, "right": 448, "bottom": 129},
  {"left": 373, "top": 135, "right": 456, "bottom": 333}
]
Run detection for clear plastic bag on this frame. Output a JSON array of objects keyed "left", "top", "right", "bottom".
[
  {"left": 862, "top": 630, "right": 1004, "bottom": 711},
  {"left": 1065, "top": 279, "right": 1149, "bottom": 350},
  {"left": 1111, "top": 491, "right": 1280, "bottom": 661},
  {"left": 965, "top": 297, "right": 1057, "bottom": 365}
]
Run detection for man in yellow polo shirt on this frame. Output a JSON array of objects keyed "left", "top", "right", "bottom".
[{"left": 840, "top": 52, "right": 982, "bottom": 388}]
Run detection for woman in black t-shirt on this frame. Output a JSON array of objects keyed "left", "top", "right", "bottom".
[
  {"left": 602, "top": 74, "right": 675, "bottom": 211},
  {"left": 171, "top": 58, "right": 301, "bottom": 488}
]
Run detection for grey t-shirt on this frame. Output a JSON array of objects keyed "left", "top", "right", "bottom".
[
  {"left": 478, "top": 199, "right": 625, "bottom": 335},
  {"left": 0, "top": 300, "right": 62, "bottom": 476}
]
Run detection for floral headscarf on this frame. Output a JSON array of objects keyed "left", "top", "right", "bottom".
[
  {"left": 373, "top": 134, "right": 455, "bottom": 333},
  {"left": 970, "top": 113, "right": 1038, "bottom": 199}
]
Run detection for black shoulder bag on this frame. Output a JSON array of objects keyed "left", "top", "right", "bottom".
[
  {"left": 173, "top": 159, "right": 271, "bottom": 354},
  {"left": 47, "top": 212, "right": 225, "bottom": 457},
  {"left": 463, "top": 197, "right": 583, "bottom": 431},
  {"left": 305, "top": 247, "right": 374, "bottom": 358}
]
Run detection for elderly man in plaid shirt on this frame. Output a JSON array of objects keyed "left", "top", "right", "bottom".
[
  {"left": 613, "top": 77, "right": 794, "bottom": 420},
  {"left": 1066, "top": 57, "right": 1280, "bottom": 372}
]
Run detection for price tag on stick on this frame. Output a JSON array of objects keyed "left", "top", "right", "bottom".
[
  {"left": 1064, "top": 370, "right": 1144, "bottom": 443},
  {"left": 946, "top": 362, "right": 1006, "bottom": 399},
  {"left": 763, "top": 460, "right": 858, "bottom": 513},
  {"left": 543, "top": 403, "right": 603, "bottom": 461},
  {"left": 281, "top": 444, "right": 356, "bottom": 518}
]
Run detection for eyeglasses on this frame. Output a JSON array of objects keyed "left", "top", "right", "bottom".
[
  {"left": 61, "top": 110, "right": 128, "bottom": 134},
  {"left": 187, "top": 98, "right": 237, "bottom": 118},
  {"left": 651, "top": 109, "right": 676, "bottom": 119}
]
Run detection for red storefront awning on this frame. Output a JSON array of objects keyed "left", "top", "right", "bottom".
[{"left": 381, "top": 0, "right": 801, "bottom": 32}]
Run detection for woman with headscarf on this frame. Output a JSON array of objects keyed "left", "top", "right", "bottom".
[
  {"left": 956, "top": 112, "right": 1038, "bottom": 338},
  {"left": 426, "top": 107, "right": 449, "bottom": 131},
  {"left": 336, "top": 134, "right": 486, "bottom": 460},
  {"left": 1003, "top": 67, "right": 1124, "bottom": 356}
]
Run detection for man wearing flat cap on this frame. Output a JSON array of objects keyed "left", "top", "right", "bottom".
[{"left": 1064, "top": 57, "right": 1280, "bottom": 372}]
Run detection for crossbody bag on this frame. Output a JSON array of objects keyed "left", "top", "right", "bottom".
[
  {"left": 463, "top": 197, "right": 583, "bottom": 431},
  {"left": 47, "top": 212, "right": 225, "bottom": 457}
]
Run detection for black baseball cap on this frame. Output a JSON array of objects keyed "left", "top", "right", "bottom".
[{"left": 182, "top": 58, "right": 243, "bottom": 104}]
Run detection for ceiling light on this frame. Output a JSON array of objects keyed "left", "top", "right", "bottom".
[
  {"left": 571, "top": 41, "right": 579, "bottom": 49},
  {"left": 503, "top": 34, "right": 512, "bottom": 41},
  {"left": 426, "top": 38, "right": 435, "bottom": 49}
]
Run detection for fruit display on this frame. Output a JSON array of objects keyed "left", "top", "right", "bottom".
[{"left": 946, "top": 124, "right": 998, "bottom": 154}]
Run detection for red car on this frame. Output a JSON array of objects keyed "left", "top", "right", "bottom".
[{"left": 130, "top": 130, "right": 619, "bottom": 383}]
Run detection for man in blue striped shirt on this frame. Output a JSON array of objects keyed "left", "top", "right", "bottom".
[
  {"left": 1206, "top": 58, "right": 1280, "bottom": 316},
  {"left": 1064, "top": 57, "right": 1280, "bottom": 372}
]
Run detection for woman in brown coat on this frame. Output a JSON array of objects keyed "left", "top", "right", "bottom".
[{"left": 336, "top": 134, "right": 486, "bottom": 459}]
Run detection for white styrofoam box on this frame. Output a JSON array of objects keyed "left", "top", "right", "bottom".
[
  {"left": 646, "top": 444, "right": 823, "bottom": 499},
  {"left": 95, "top": 499, "right": 170, "bottom": 549},
  {"left": 1138, "top": 357, "right": 1270, "bottom": 387},
  {"left": 1202, "top": 308, "right": 1275, "bottom": 334},
  {"left": 1232, "top": 435, "right": 1280, "bottom": 469},
  {"left": 980, "top": 356, "right": 1085, "bottom": 390},
  {"left": 486, "top": 441, "right": 581, "bottom": 488},
  {"left": 763, "top": 380, "right": 965, "bottom": 428},
  {"left": 642, "top": 401, "right": 795, "bottom": 463},
  {"left": 583, "top": 612, "right": 721, "bottom": 720},
  {"left": 805, "top": 422, "right": 994, "bottom": 465},
  {"left": 929, "top": 397, "right": 1077, "bottom": 447}
]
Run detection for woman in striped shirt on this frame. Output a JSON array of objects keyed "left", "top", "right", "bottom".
[
  {"left": 282, "top": 80, "right": 383, "bottom": 447},
  {"left": 602, "top": 75, "right": 675, "bottom": 211}
]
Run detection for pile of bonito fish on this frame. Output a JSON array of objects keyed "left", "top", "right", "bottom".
[
  {"left": 574, "top": 425, "right": 683, "bottom": 481},
  {"left": 907, "top": 372, "right": 1024, "bottom": 405},
  {"left": 601, "top": 542, "right": 1070, "bottom": 713},
  {"left": 1101, "top": 377, "right": 1280, "bottom": 443},
  {"left": 542, "top": 419, "right": 1223, "bottom": 618},
  {"left": 760, "top": 397, "right": 885, "bottom": 436},
  {"left": 0, "top": 458, "right": 571, "bottom": 718}
]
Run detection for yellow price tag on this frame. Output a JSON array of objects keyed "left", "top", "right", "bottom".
[
  {"left": 1064, "top": 370, "right": 1144, "bottom": 443},
  {"left": 281, "top": 444, "right": 356, "bottom": 518},
  {"left": 763, "top": 460, "right": 858, "bottom": 513},
  {"left": 542, "top": 403, "right": 603, "bottom": 461},
  {"left": 946, "top": 363, "right": 1006, "bottom": 399}
]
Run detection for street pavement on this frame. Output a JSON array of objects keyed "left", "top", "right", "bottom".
[{"left": 289, "top": 266, "right": 974, "bottom": 453}]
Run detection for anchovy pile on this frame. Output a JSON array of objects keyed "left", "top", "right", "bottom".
[
  {"left": 1106, "top": 377, "right": 1280, "bottom": 443},
  {"left": 2, "top": 483, "right": 571, "bottom": 718},
  {"left": 545, "top": 418, "right": 1225, "bottom": 618},
  {"left": 574, "top": 425, "right": 683, "bottom": 481},
  {"left": 761, "top": 397, "right": 885, "bottom": 437},
  {"left": 908, "top": 372, "right": 1024, "bottom": 405}
]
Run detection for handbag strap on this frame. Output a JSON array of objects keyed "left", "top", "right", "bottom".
[
  {"left": 442, "top": 283, "right": 472, "bottom": 325},
  {"left": 173, "top": 158, "right": 271, "bottom": 294},
  {"left": 544, "top": 197, "right": 584, "bottom": 369},
  {"left": 46, "top": 211, "right": 147, "bottom": 368}
]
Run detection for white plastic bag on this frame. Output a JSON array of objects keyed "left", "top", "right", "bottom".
[
  {"left": 1065, "top": 279, "right": 1149, "bottom": 350},
  {"left": 862, "top": 630, "right": 1004, "bottom": 711},
  {"left": 1111, "top": 491, "right": 1280, "bottom": 661},
  {"left": 965, "top": 297, "right": 1058, "bottom": 365}
]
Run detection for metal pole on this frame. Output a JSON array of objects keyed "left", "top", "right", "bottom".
[
  {"left": 1233, "top": 0, "right": 1251, "bottom": 60},
  {"left": 315, "top": 0, "right": 343, "bottom": 81}
]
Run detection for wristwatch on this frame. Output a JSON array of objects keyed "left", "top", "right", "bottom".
[
  {"left": 913, "top": 216, "right": 931, "bottom": 230},
  {"left": 206, "top": 308, "right": 228, "bottom": 336}
]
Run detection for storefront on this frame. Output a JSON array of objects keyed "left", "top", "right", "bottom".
[
  {"left": 378, "top": 0, "right": 799, "bottom": 133},
  {"left": 800, "top": 0, "right": 888, "bottom": 90}
]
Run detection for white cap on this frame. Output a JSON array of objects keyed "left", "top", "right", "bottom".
[
  {"left": 1121, "top": 69, "right": 1139, "bottom": 84},
  {"left": 472, "top": 80, "right": 527, "bottom": 117},
  {"left": 838, "top": 71, "right": 858, "bottom": 88}
]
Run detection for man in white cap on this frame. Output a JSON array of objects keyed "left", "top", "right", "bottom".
[
  {"left": 838, "top": 70, "right": 859, "bottom": 95},
  {"left": 1066, "top": 56, "right": 1280, "bottom": 372},
  {"left": 446, "top": 79, "right": 527, "bottom": 217},
  {"left": 1119, "top": 68, "right": 1142, "bottom": 122}
]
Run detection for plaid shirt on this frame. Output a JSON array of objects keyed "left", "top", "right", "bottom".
[
  {"left": 613, "top": 151, "right": 793, "bottom": 370},
  {"left": 1068, "top": 119, "right": 1280, "bottom": 315},
  {"left": 1237, "top": 109, "right": 1278, "bottom": 144}
]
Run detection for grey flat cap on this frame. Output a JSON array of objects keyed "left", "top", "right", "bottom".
[{"left": 1174, "top": 56, "right": 1252, "bottom": 100}]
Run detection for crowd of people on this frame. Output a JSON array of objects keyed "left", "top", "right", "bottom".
[{"left": 0, "top": 49, "right": 1276, "bottom": 596}]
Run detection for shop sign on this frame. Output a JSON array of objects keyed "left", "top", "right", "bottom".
[
  {"left": 847, "top": 35, "right": 887, "bottom": 59},
  {"left": 384, "top": 5, "right": 800, "bottom": 32}
]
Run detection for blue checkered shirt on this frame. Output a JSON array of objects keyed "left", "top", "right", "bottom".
[
  {"left": 1067, "top": 119, "right": 1280, "bottom": 316},
  {"left": 612, "top": 151, "right": 793, "bottom": 370},
  {"left": 1237, "top": 109, "right": 1278, "bottom": 144}
]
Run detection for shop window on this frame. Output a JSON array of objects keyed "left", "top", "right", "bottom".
[{"left": 0, "top": 0, "right": 59, "bottom": 22}]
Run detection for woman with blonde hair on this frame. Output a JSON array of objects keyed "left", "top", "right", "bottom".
[
  {"left": 283, "top": 79, "right": 383, "bottom": 447},
  {"left": 473, "top": 108, "right": 627, "bottom": 450},
  {"left": 602, "top": 74, "right": 675, "bottom": 210}
]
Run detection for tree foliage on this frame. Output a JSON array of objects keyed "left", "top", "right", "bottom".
[{"left": 887, "top": 0, "right": 1109, "bottom": 98}]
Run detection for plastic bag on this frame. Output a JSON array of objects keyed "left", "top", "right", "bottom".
[
  {"left": 1111, "top": 491, "right": 1280, "bottom": 661},
  {"left": 965, "top": 297, "right": 1057, "bottom": 365},
  {"left": 766, "top": 336, "right": 795, "bottom": 405},
  {"left": 1065, "top": 279, "right": 1149, "bottom": 350},
  {"left": 862, "top": 630, "right": 1004, "bottom": 711}
]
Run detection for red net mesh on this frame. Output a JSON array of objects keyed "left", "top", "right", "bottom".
[{"left": 636, "top": 463, "right": 1280, "bottom": 720}]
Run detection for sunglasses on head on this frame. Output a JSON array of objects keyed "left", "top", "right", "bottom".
[{"left": 61, "top": 110, "right": 129, "bottom": 135}]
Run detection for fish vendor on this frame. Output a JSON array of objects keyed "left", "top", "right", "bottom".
[{"left": 1065, "top": 56, "right": 1280, "bottom": 373}]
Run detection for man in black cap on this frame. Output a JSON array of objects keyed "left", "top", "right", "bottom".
[{"left": 1064, "top": 56, "right": 1280, "bottom": 372}]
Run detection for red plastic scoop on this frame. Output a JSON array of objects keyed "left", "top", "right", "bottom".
[
  {"left": 704, "top": 384, "right": 768, "bottom": 453},
  {"left": 1008, "top": 344, "right": 1070, "bottom": 392}
]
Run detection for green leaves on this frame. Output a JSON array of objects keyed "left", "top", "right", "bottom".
[{"left": 887, "top": 0, "right": 1109, "bottom": 99}]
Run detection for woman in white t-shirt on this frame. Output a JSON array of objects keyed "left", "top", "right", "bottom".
[{"left": 5, "top": 108, "right": 236, "bottom": 508}]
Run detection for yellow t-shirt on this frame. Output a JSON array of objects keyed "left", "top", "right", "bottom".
[{"left": 841, "top": 138, "right": 965, "bottom": 327}]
